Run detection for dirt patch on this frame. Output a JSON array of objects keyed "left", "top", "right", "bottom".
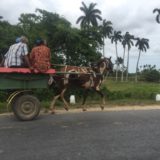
[
  {"left": 1, "top": 105, "right": 160, "bottom": 117},
  {"left": 46, "top": 104, "right": 160, "bottom": 115}
]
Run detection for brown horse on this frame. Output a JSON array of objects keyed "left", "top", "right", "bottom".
[{"left": 49, "top": 57, "right": 113, "bottom": 113}]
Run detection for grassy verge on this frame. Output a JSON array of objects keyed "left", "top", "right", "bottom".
[
  {"left": 103, "top": 80, "right": 160, "bottom": 101},
  {"left": 1, "top": 80, "right": 160, "bottom": 114}
]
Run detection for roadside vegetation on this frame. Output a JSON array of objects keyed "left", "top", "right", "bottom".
[{"left": 1, "top": 78, "right": 160, "bottom": 113}]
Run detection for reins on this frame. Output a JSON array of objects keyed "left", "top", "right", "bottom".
[{"left": 51, "top": 57, "right": 112, "bottom": 80}]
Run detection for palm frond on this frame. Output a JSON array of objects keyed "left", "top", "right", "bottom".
[
  {"left": 76, "top": 16, "right": 85, "bottom": 24},
  {"left": 156, "top": 15, "right": 160, "bottom": 23},
  {"left": 90, "top": 9, "right": 102, "bottom": 15},
  {"left": 94, "top": 15, "right": 102, "bottom": 21},
  {"left": 89, "top": 3, "right": 97, "bottom": 10},
  {"left": 80, "top": 7, "right": 87, "bottom": 13},
  {"left": 82, "top": 2, "right": 88, "bottom": 11},
  {"left": 77, "top": 2, "right": 102, "bottom": 28},
  {"left": 153, "top": 8, "right": 160, "bottom": 13}
]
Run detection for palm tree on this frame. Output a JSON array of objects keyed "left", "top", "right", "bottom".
[
  {"left": 111, "top": 31, "right": 123, "bottom": 81},
  {"left": 153, "top": 8, "right": 160, "bottom": 23},
  {"left": 76, "top": 2, "right": 102, "bottom": 29},
  {"left": 121, "top": 32, "right": 134, "bottom": 82},
  {"left": 124, "top": 32, "right": 134, "bottom": 81},
  {"left": 100, "top": 19, "right": 113, "bottom": 57},
  {"left": 135, "top": 38, "right": 149, "bottom": 82},
  {"left": 116, "top": 57, "right": 123, "bottom": 73},
  {"left": 121, "top": 34, "right": 127, "bottom": 82}
]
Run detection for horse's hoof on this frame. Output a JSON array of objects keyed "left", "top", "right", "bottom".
[
  {"left": 64, "top": 107, "right": 69, "bottom": 111},
  {"left": 100, "top": 106, "right": 104, "bottom": 110},
  {"left": 51, "top": 112, "right": 55, "bottom": 114},
  {"left": 82, "top": 108, "right": 87, "bottom": 112},
  {"left": 43, "top": 109, "right": 49, "bottom": 113},
  {"left": 50, "top": 110, "right": 56, "bottom": 114}
]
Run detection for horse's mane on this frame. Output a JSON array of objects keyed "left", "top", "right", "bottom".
[
  {"left": 93, "top": 58, "right": 108, "bottom": 67},
  {"left": 97, "top": 58, "right": 105, "bottom": 65}
]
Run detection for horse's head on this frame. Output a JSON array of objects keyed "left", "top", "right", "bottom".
[
  {"left": 91, "top": 57, "right": 113, "bottom": 75},
  {"left": 104, "top": 57, "right": 113, "bottom": 74}
]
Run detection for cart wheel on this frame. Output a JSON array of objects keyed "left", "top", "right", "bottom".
[{"left": 12, "top": 94, "right": 41, "bottom": 121}]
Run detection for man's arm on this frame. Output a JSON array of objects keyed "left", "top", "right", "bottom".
[
  {"left": 0, "top": 58, "right": 4, "bottom": 67},
  {"left": 24, "top": 55, "right": 33, "bottom": 70}
]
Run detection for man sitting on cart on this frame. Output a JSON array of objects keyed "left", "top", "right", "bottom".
[
  {"left": 29, "top": 38, "right": 51, "bottom": 73},
  {"left": 3, "top": 36, "right": 32, "bottom": 69}
]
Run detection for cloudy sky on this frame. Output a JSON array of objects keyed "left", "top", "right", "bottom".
[{"left": 0, "top": 0, "right": 160, "bottom": 72}]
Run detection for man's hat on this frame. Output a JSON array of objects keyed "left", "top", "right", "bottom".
[
  {"left": 15, "top": 37, "right": 21, "bottom": 43},
  {"left": 35, "top": 38, "right": 44, "bottom": 45}
]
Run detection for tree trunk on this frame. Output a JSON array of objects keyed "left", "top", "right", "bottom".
[
  {"left": 135, "top": 50, "right": 141, "bottom": 82},
  {"left": 121, "top": 47, "right": 125, "bottom": 82},
  {"left": 115, "top": 43, "right": 118, "bottom": 81},
  {"left": 103, "top": 37, "right": 105, "bottom": 57},
  {"left": 126, "top": 48, "right": 130, "bottom": 81}
]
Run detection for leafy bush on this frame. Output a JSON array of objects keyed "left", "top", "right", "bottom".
[{"left": 139, "top": 65, "right": 160, "bottom": 82}]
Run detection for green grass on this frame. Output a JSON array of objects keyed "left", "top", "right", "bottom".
[
  {"left": 101, "top": 80, "right": 160, "bottom": 104},
  {"left": 0, "top": 102, "right": 8, "bottom": 113},
  {"left": 104, "top": 80, "right": 160, "bottom": 92},
  {"left": 1, "top": 80, "right": 160, "bottom": 114}
]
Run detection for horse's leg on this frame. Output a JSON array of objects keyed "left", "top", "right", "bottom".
[
  {"left": 50, "top": 94, "right": 61, "bottom": 114},
  {"left": 81, "top": 89, "right": 88, "bottom": 111},
  {"left": 60, "top": 88, "right": 70, "bottom": 111},
  {"left": 95, "top": 89, "right": 105, "bottom": 110}
]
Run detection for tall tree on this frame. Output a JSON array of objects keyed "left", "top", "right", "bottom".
[
  {"left": 0, "top": 19, "right": 21, "bottom": 55},
  {"left": 99, "top": 19, "right": 113, "bottom": 57},
  {"left": 18, "top": 13, "right": 41, "bottom": 44},
  {"left": 76, "top": 2, "right": 103, "bottom": 60},
  {"left": 111, "top": 31, "right": 123, "bottom": 81},
  {"left": 121, "top": 34, "right": 127, "bottom": 82},
  {"left": 153, "top": 8, "right": 160, "bottom": 23},
  {"left": 76, "top": 1, "right": 102, "bottom": 29},
  {"left": 135, "top": 38, "right": 149, "bottom": 82},
  {"left": 116, "top": 56, "right": 123, "bottom": 73},
  {"left": 125, "top": 32, "right": 134, "bottom": 81},
  {"left": 121, "top": 32, "right": 134, "bottom": 82}
]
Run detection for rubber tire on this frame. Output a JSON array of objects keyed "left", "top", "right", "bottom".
[{"left": 12, "top": 94, "right": 41, "bottom": 121}]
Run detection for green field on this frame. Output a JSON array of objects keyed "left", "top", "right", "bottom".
[
  {"left": 0, "top": 80, "right": 160, "bottom": 113},
  {"left": 102, "top": 80, "right": 160, "bottom": 106},
  {"left": 42, "top": 80, "right": 160, "bottom": 108}
]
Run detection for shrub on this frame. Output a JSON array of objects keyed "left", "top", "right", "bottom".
[{"left": 139, "top": 66, "right": 160, "bottom": 82}]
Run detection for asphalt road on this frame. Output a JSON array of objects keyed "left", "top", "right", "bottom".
[{"left": 1, "top": 109, "right": 160, "bottom": 160}]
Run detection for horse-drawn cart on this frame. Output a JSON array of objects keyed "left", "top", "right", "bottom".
[
  {"left": 0, "top": 58, "right": 113, "bottom": 120},
  {"left": 0, "top": 67, "right": 56, "bottom": 121}
]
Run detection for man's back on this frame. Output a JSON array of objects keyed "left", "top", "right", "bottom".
[
  {"left": 30, "top": 44, "right": 51, "bottom": 72},
  {"left": 4, "top": 42, "right": 28, "bottom": 67}
]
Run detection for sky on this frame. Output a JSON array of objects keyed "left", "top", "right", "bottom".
[{"left": 0, "top": 0, "right": 160, "bottom": 73}]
